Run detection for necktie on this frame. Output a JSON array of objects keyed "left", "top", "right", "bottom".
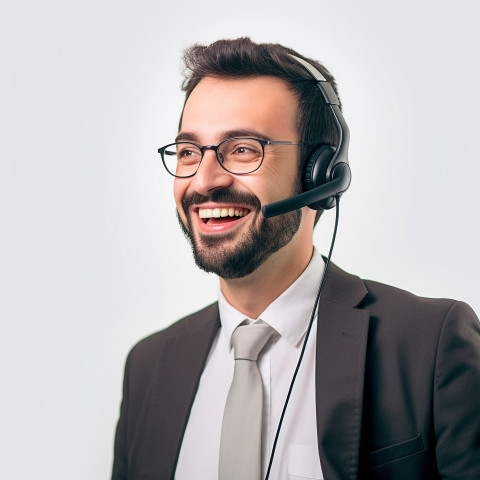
[{"left": 218, "top": 322, "right": 276, "bottom": 480}]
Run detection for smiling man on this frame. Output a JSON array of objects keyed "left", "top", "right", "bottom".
[
  {"left": 112, "top": 38, "right": 480, "bottom": 480},
  {"left": 174, "top": 75, "right": 312, "bottom": 312}
]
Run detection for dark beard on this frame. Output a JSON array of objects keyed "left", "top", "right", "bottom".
[{"left": 177, "top": 188, "right": 302, "bottom": 279}]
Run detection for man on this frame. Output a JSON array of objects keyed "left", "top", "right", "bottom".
[{"left": 112, "top": 38, "right": 480, "bottom": 480}]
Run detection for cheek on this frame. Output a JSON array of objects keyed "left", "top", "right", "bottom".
[{"left": 260, "top": 159, "right": 302, "bottom": 198}]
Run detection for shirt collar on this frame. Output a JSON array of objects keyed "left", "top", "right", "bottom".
[{"left": 218, "top": 248, "right": 325, "bottom": 349}]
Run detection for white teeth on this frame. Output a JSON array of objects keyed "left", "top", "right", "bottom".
[
  {"left": 198, "top": 207, "right": 248, "bottom": 219},
  {"left": 199, "top": 208, "right": 213, "bottom": 219}
]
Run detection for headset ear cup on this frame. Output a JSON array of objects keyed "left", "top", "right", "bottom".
[{"left": 302, "top": 145, "right": 337, "bottom": 210}]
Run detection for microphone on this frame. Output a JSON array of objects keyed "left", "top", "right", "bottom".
[{"left": 261, "top": 162, "right": 351, "bottom": 218}]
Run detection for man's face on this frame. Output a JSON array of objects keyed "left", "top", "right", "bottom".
[{"left": 174, "top": 75, "right": 308, "bottom": 279}]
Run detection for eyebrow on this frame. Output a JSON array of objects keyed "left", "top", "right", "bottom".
[{"left": 175, "top": 129, "right": 272, "bottom": 144}]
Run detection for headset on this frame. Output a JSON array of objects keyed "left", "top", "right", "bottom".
[
  {"left": 263, "top": 54, "right": 351, "bottom": 479},
  {"left": 261, "top": 54, "right": 351, "bottom": 218}
]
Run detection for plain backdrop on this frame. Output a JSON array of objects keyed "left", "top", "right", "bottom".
[{"left": 1, "top": 0, "right": 479, "bottom": 478}]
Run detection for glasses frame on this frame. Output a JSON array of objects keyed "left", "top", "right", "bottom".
[{"left": 158, "top": 137, "right": 309, "bottom": 178}]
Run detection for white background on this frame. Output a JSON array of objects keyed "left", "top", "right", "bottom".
[{"left": 1, "top": 0, "right": 479, "bottom": 478}]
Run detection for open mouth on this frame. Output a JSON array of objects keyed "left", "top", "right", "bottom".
[{"left": 198, "top": 207, "right": 250, "bottom": 225}]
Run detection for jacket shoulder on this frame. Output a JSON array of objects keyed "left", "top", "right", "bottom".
[
  {"left": 358, "top": 277, "right": 479, "bottom": 353},
  {"left": 326, "top": 260, "right": 473, "bottom": 321},
  {"left": 126, "top": 302, "right": 219, "bottom": 369},
  {"left": 362, "top": 277, "right": 455, "bottom": 309},
  {"left": 360, "top": 277, "right": 474, "bottom": 320}
]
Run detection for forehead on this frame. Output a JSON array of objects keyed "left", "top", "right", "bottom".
[{"left": 180, "top": 75, "right": 300, "bottom": 143}]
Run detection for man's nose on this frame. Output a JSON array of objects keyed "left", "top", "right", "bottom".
[{"left": 190, "top": 149, "right": 234, "bottom": 196}]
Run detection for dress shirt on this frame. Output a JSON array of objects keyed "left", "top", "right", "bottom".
[{"left": 175, "top": 248, "right": 325, "bottom": 480}]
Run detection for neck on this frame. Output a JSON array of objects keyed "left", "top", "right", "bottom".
[{"left": 219, "top": 241, "right": 314, "bottom": 320}]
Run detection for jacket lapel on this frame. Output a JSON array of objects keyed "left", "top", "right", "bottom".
[
  {"left": 140, "top": 304, "right": 220, "bottom": 479},
  {"left": 316, "top": 262, "right": 370, "bottom": 480}
]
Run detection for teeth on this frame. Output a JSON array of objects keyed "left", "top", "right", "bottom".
[
  {"left": 198, "top": 207, "right": 248, "bottom": 219},
  {"left": 199, "top": 208, "right": 213, "bottom": 219}
]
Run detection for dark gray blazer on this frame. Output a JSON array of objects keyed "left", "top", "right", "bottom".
[{"left": 112, "top": 262, "right": 480, "bottom": 480}]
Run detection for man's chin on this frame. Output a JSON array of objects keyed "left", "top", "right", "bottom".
[
  {"left": 191, "top": 245, "right": 261, "bottom": 279},
  {"left": 176, "top": 202, "right": 302, "bottom": 279},
  {"left": 189, "top": 229, "right": 257, "bottom": 278}
]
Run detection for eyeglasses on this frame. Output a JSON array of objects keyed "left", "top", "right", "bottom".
[{"left": 158, "top": 137, "right": 308, "bottom": 178}]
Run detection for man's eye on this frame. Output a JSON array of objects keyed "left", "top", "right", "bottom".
[
  {"left": 178, "top": 148, "right": 201, "bottom": 159},
  {"left": 176, "top": 147, "right": 201, "bottom": 166},
  {"left": 234, "top": 146, "right": 251, "bottom": 154},
  {"left": 230, "top": 143, "right": 261, "bottom": 155},
  {"left": 178, "top": 149, "right": 195, "bottom": 157}
]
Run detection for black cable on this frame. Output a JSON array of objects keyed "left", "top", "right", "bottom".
[{"left": 264, "top": 196, "right": 341, "bottom": 480}]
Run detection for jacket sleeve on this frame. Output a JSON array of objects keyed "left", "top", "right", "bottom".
[
  {"left": 111, "top": 351, "right": 132, "bottom": 480},
  {"left": 434, "top": 301, "right": 480, "bottom": 479}
]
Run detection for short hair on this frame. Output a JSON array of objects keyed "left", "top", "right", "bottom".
[{"left": 179, "top": 37, "right": 342, "bottom": 224}]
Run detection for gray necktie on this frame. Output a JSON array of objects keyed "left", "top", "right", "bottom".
[{"left": 218, "top": 322, "right": 276, "bottom": 480}]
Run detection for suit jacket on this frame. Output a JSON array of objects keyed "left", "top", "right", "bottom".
[{"left": 111, "top": 262, "right": 480, "bottom": 480}]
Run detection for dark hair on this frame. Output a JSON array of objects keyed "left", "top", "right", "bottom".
[{"left": 179, "top": 37, "right": 342, "bottom": 224}]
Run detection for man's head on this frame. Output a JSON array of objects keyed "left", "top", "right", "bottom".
[
  {"left": 180, "top": 38, "right": 341, "bottom": 188},
  {"left": 171, "top": 38, "right": 341, "bottom": 279}
]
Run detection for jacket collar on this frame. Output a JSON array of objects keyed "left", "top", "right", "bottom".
[
  {"left": 322, "top": 259, "right": 369, "bottom": 307},
  {"left": 315, "top": 261, "right": 370, "bottom": 480}
]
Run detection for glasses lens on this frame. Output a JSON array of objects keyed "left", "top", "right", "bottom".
[
  {"left": 218, "top": 138, "right": 263, "bottom": 174},
  {"left": 162, "top": 142, "right": 202, "bottom": 177}
]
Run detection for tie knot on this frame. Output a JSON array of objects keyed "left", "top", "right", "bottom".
[{"left": 231, "top": 322, "right": 276, "bottom": 361}]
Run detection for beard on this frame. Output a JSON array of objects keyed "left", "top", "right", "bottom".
[{"left": 177, "top": 186, "right": 302, "bottom": 279}]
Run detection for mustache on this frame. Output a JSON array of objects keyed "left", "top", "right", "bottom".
[{"left": 181, "top": 189, "right": 262, "bottom": 212}]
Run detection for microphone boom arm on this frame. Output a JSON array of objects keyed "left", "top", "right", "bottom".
[{"left": 261, "top": 162, "right": 351, "bottom": 218}]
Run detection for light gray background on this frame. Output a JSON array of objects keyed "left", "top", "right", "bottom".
[{"left": 2, "top": 0, "right": 479, "bottom": 478}]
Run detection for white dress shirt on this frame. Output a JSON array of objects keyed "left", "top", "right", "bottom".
[{"left": 175, "top": 248, "right": 325, "bottom": 480}]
